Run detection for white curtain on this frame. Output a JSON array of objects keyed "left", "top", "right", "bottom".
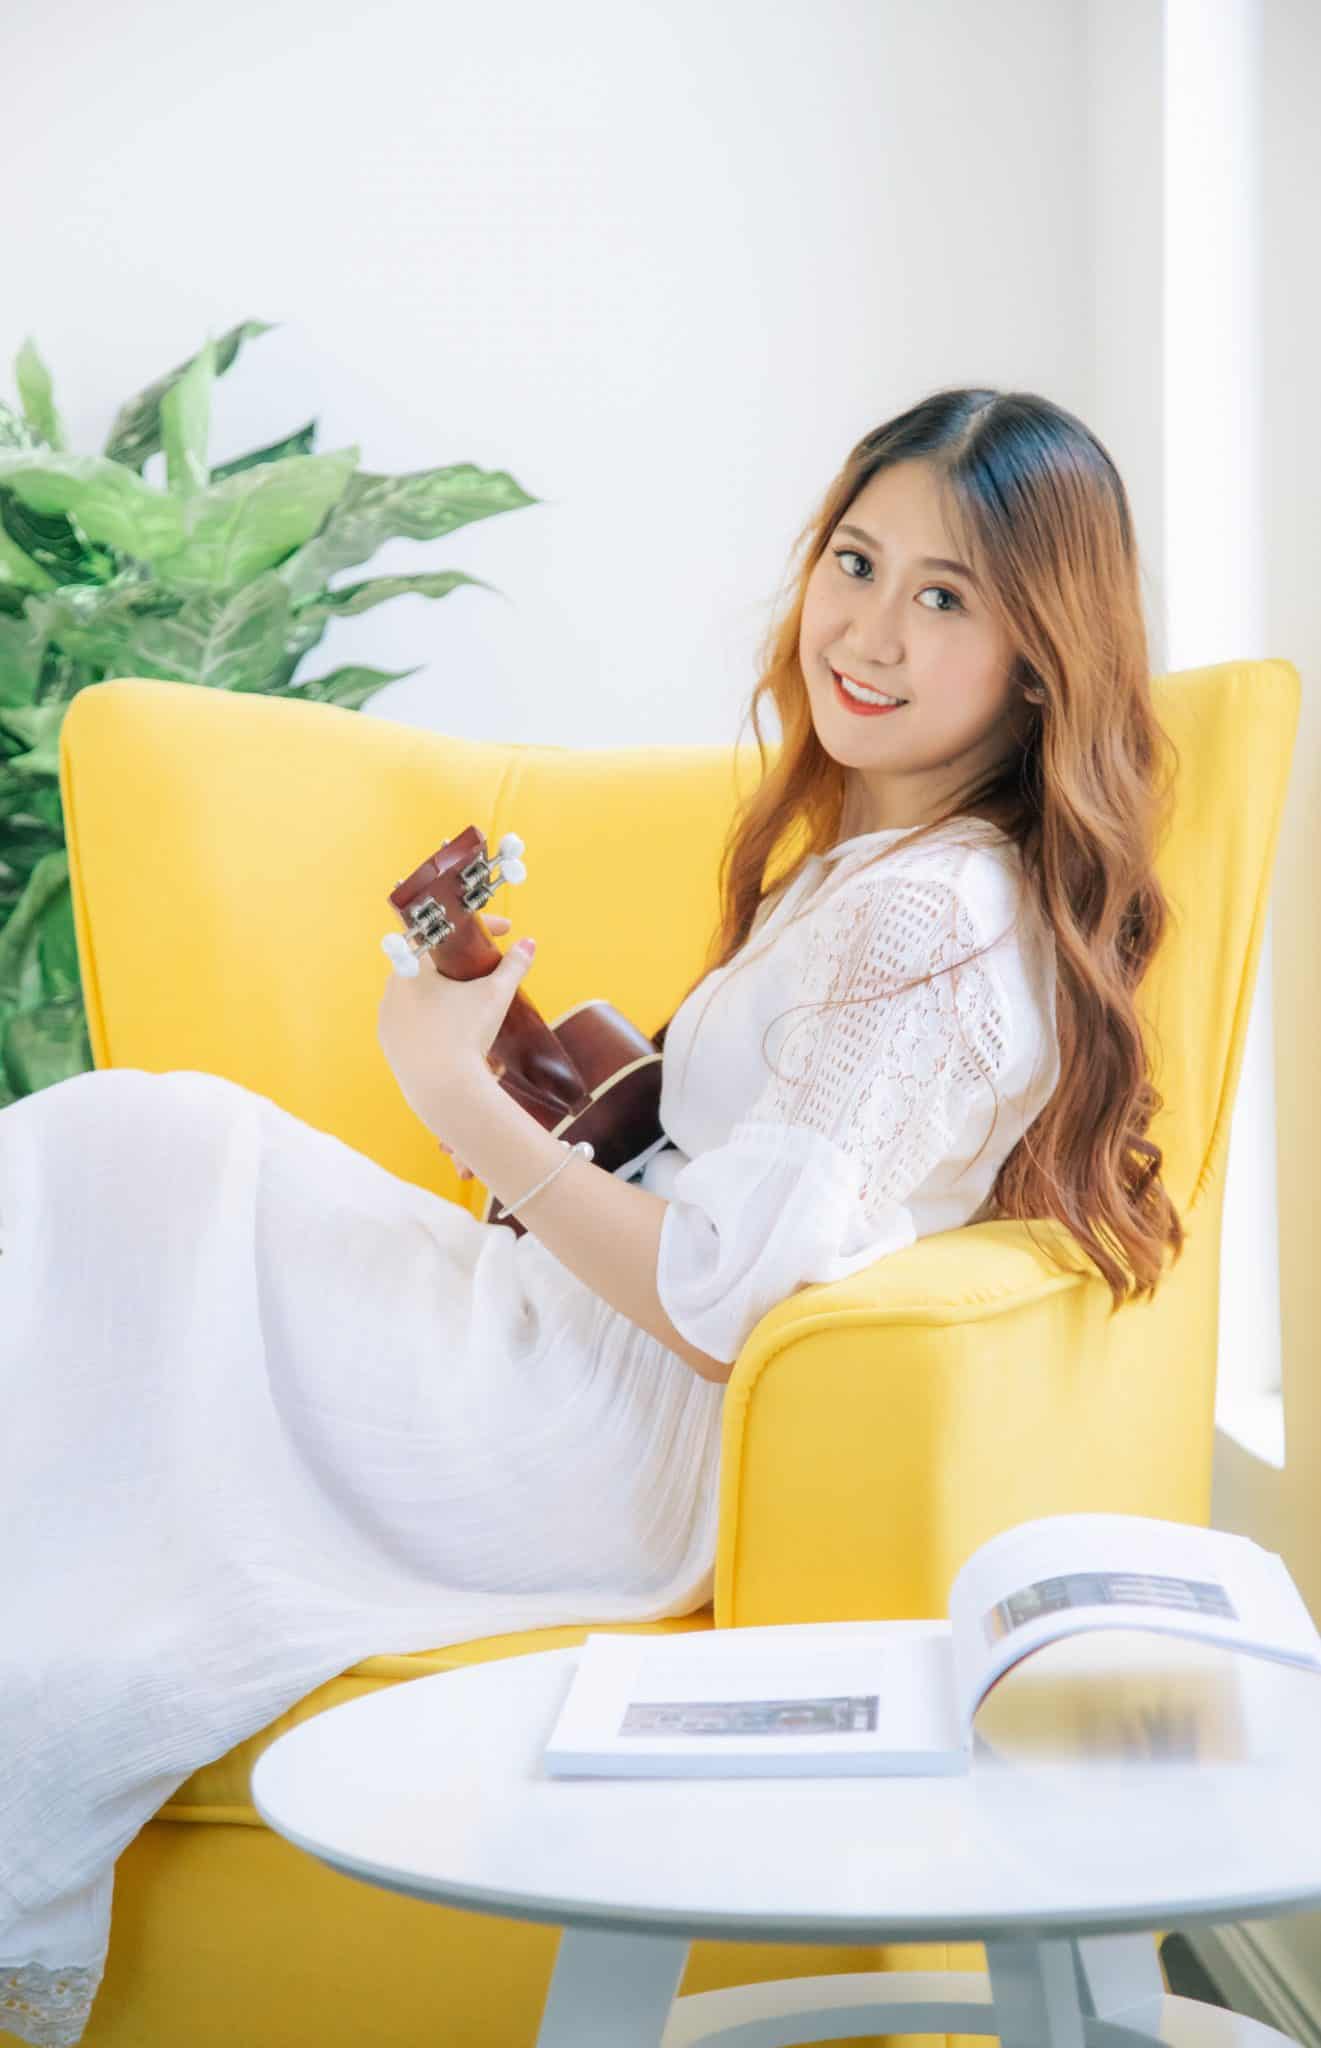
[{"left": 1164, "top": 0, "right": 1282, "bottom": 1440}]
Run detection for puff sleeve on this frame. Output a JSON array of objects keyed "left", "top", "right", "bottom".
[{"left": 655, "top": 866, "right": 1013, "bottom": 1363}]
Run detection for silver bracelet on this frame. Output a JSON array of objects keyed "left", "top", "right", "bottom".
[{"left": 494, "top": 1138, "right": 595, "bottom": 1221}]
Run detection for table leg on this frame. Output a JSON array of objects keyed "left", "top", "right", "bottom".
[
  {"left": 534, "top": 1926, "right": 690, "bottom": 2047},
  {"left": 1071, "top": 1933, "right": 1166, "bottom": 2017},
  {"left": 985, "top": 1935, "right": 1088, "bottom": 2048}
]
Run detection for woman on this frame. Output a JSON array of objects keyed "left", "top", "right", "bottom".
[{"left": 0, "top": 386, "right": 1184, "bottom": 2045}]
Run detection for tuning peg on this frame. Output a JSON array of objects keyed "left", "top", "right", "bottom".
[
  {"left": 496, "top": 832, "right": 527, "bottom": 885},
  {"left": 380, "top": 932, "right": 421, "bottom": 977}
]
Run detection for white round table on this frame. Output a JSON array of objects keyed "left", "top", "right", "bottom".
[{"left": 250, "top": 1625, "right": 1321, "bottom": 2047}]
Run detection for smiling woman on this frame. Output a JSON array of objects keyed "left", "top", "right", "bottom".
[
  {"left": 651, "top": 384, "right": 1184, "bottom": 1323},
  {"left": 0, "top": 384, "right": 1184, "bottom": 2048}
]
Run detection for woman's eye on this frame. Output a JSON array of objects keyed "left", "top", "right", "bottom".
[{"left": 831, "top": 547, "right": 963, "bottom": 613}]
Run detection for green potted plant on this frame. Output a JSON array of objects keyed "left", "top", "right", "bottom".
[{"left": 0, "top": 318, "right": 541, "bottom": 1106}]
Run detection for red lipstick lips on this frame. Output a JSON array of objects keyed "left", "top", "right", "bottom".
[{"left": 831, "top": 668, "right": 907, "bottom": 718}]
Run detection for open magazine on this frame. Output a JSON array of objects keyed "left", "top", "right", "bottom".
[{"left": 542, "top": 1512, "right": 1321, "bottom": 1779}]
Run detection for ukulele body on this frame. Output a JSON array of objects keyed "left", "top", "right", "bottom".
[{"left": 480, "top": 998, "right": 671, "bottom": 1235}]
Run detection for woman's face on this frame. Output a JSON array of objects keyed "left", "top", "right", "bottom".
[{"left": 799, "top": 458, "right": 1024, "bottom": 832}]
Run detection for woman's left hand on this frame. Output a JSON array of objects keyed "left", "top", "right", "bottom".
[{"left": 376, "top": 913, "right": 536, "bottom": 1135}]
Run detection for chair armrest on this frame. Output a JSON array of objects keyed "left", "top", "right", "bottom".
[{"left": 710, "top": 1211, "right": 1215, "bottom": 1628}]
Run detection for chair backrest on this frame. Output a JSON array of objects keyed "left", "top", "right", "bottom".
[
  {"left": 57, "top": 677, "right": 768, "bottom": 1207},
  {"left": 58, "top": 659, "right": 1298, "bottom": 1232},
  {"left": 1132, "top": 658, "right": 1297, "bottom": 1223}
]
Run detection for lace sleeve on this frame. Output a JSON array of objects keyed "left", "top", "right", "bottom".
[
  {"left": 655, "top": 865, "right": 1014, "bottom": 1363},
  {"left": 746, "top": 867, "right": 1011, "bottom": 1228}
]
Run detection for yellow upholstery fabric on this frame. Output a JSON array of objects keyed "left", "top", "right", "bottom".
[{"left": 20, "top": 656, "right": 1295, "bottom": 2048}]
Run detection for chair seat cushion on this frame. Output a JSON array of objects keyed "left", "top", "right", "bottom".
[{"left": 158, "top": 1606, "right": 715, "bottom": 1822}]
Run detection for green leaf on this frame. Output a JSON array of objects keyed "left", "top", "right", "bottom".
[
  {"left": 0, "top": 989, "right": 92, "bottom": 1096},
  {"left": 0, "top": 318, "right": 542, "bottom": 1106},
  {"left": 115, "top": 573, "right": 293, "bottom": 691},
  {"left": 0, "top": 453, "right": 186, "bottom": 564},
  {"left": 11, "top": 779, "right": 64, "bottom": 832},
  {"left": 14, "top": 339, "right": 67, "bottom": 452},
  {"left": 21, "top": 579, "right": 171, "bottom": 678},
  {"left": 0, "top": 703, "right": 66, "bottom": 778},
  {"left": 277, "top": 569, "right": 494, "bottom": 674},
  {"left": 285, "top": 663, "right": 421, "bottom": 710},
  {"left": 153, "top": 448, "right": 358, "bottom": 591},
  {"left": 0, "top": 488, "right": 113, "bottom": 586},
  {"left": 0, "top": 518, "right": 55, "bottom": 593},
  {"left": 36, "top": 862, "right": 78, "bottom": 992},
  {"left": 102, "top": 318, "right": 276, "bottom": 474},
  {"left": 210, "top": 419, "right": 317, "bottom": 482},
  {"left": 0, "top": 846, "right": 69, "bottom": 1009},
  {"left": 160, "top": 336, "right": 215, "bottom": 499},
  {"left": 292, "top": 568, "right": 494, "bottom": 629},
  {"left": 277, "top": 461, "right": 539, "bottom": 602},
  {"left": 0, "top": 615, "right": 42, "bottom": 706},
  {"left": 0, "top": 400, "right": 41, "bottom": 455}
]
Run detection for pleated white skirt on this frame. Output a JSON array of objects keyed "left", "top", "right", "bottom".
[{"left": 0, "top": 1068, "right": 724, "bottom": 2046}]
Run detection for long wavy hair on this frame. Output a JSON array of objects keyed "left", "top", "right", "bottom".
[{"left": 653, "top": 387, "right": 1185, "bottom": 1315}]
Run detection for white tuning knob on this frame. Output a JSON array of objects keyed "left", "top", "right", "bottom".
[
  {"left": 497, "top": 833, "right": 526, "bottom": 884},
  {"left": 380, "top": 933, "right": 421, "bottom": 978}
]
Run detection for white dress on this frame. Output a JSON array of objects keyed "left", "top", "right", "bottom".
[{"left": 0, "top": 815, "right": 1058, "bottom": 2047}]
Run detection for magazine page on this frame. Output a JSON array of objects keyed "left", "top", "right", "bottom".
[
  {"left": 545, "top": 1620, "right": 963, "bottom": 1775},
  {"left": 946, "top": 1512, "right": 1321, "bottom": 1742}
]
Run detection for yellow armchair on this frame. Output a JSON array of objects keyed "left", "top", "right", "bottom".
[{"left": 28, "top": 656, "right": 1296, "bottom": 2048}]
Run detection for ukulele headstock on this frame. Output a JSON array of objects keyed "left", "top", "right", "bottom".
[{"left": 382, "top": 827, "right": 527, "bottom": 977}]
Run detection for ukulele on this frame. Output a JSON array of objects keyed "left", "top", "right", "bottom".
[{"left": 382, "top": 826, "right": 672, "bottom": 1237}]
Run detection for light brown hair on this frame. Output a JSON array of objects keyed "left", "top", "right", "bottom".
[{"left": 653, "top": 387, "right": 1185, "bottom": 1314}]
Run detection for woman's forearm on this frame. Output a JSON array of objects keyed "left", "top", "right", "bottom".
[{"left": 425, "top": 1064, "right": 731, "bottom": 1385}]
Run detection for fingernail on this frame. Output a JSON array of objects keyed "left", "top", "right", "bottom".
[{"left": 518, "top": 937, "right": 537, "bottom": 957}]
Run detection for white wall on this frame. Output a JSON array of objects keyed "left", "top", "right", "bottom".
[
  {"left": 5, "top": 0, "right": 1100, "bottom": 757},
  {"left": 1165, "top": 0, "right": 1284, "bottom": 1456}
]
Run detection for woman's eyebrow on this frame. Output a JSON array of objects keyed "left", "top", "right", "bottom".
[{"left": 836, "top": 522, "right": 983, "bottom": 593}]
